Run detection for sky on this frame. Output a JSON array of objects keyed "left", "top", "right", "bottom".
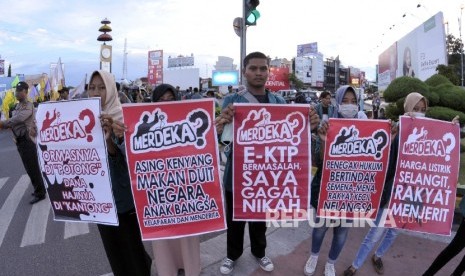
[{"left": 1, "top": 0, "right": 464, "bottom": 86}]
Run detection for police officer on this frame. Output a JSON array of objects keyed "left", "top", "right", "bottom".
[{"left": 0, "top": 82, "right": 46, "bottom": 204}]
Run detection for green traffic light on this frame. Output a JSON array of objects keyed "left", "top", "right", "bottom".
[{"left": 246, "top": 9, "right": 260, "bottom": 24}]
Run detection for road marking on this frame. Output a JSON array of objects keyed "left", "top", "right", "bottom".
[
  {"left": 0, "top": 177, "right": 9, "bottom": 190},
  {"left": 20, "top": 196, "right": 51, "bottom": 247},
  {"left": 0, "top": 175, "right": 29, "bottom": 247},
  {"left": 64, "top": 221, "right": 90, "bottom": 239}
]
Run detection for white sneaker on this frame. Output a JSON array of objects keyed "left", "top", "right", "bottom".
[
  {"left": 324, "top": 262, "right": 336, "bottom": 276},
  {"left": 256, "top": 256, "right": 274, "bottom": 272},
  {"left": 219, "top": 257, "right": 235, "bottom": 275},
  {"left": 304, "top": 255, "right": 318, "bottom": 275}
]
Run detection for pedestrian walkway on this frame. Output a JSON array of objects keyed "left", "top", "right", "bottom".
[{"left": 198, "top": 220, "right": 462, "bottom": 275}]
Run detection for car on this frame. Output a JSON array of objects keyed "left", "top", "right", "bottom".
[
  {"left": 299, "top": 90, "right": 319, "bottom": 103},
  {"left": 276, "top": 89, "right": 297, "bottom": 103}
]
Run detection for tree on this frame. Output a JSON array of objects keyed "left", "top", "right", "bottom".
[
  {"left": 288, "top": 73, "right": 305, "bottom": 90},
  {"left": 436, "top": 65, "right": 460, "bottom": 85},
  {"left": 440, "top": 34, "right": 463, "bottom": 84}
]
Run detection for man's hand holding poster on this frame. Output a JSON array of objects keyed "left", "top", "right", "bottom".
[
  {"left": 317, "top": 119, "right": 391, "bottom": 220},
  {"left": 122, "top": 99, "right": 226, "bottom": 240},
  {"left": 233, "top": 104, "right": 311, "bottom": 221},
  {"left": 36, "top": 99, "right": 118, "bottom": 225},
  {"left": 388, "top": 116, "right": 460, "bottom": 235}
]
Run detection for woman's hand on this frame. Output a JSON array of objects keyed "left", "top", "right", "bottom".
[
  {"left": 452, "top": 115, "right": 460, "bottom": 125},
  {"left": 215, "top": 104, "right": 234, "bottom": 135},
  {"left": 308, "top": 106, "right": 320, "bottom": 131},
  {"left": 100, "top": 114, "right": 114, "bottom": 141},
  {"left": 317, "top": 120, "right": 329, "bottom": 142}
]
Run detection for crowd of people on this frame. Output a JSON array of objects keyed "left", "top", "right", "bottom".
[{"left": 0, "top": 50, "right": 462, "bottom": 276}]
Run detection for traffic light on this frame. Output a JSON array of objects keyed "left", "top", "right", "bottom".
[{"left": 245, "top": 0, "right": 260, "bottom": 26}]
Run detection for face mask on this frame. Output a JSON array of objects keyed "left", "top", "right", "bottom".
[
  {"left": 338, "top": 104, "right": 358, "bottom": 118},
  {"left": 411, "top": 112, "right": 425, "bottom": 118}
]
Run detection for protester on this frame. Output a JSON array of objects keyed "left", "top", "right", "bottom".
[
  {"left": 215, "top": 51, "right": 320, "bottom": 274},
  {"left": 149, "top": 83, "right": 202, "bottom": 276},
  {"left": 305, "top": 85, "right": 367, "bottom": 276},
  {"left": 343, "top": 92, "right": 460, "bottom": 276},
  {"left": 88, "top": 70, "right": 152, "bottom": 276},
  {"left": 0, "top": 81, "right": 46, "bottom": 204},
  {"left": 58, "top": 87, "right": 69, "bottom": 101},
  {"left": 314, "top": 91, "right": 336, "bottom": 122},
  {"left": 191, "top": 87, "right": 202, "bottom": 99},
  {"left": 423, "top": 197, "right": 465, "bottom": 276}
]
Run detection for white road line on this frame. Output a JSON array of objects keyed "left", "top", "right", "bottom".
[
  {"left": 0, "top": 175, "right": 29, "bottom": 247},
  {"left": 0, "top": 177, "right": 9, "bottom": 191},
  {"left": 64, "top": 221, "right": 90, "bottom": 239},
  {"left": 20, "top": 196, "right": 51, "bottom": 247}
]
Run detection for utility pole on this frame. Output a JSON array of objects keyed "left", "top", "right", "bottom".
[
  {"left": 460, "top": 6, "right": 464, "bottom": 87},
  {"left": 122, "top": 38, "right": 128, "bottom": 80}
]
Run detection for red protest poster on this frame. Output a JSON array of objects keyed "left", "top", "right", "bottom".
[
  {"left": 388, "top": 116, "right": 460, "bottom": 235},
  {"left": 36, "top": 99, "right": 118, "bottom": 225},
  {"left": 233, "top": 104, "right": 311, "bottom": 221},
  {"left": 317, "top": 119, "right": 391, "bottom": 220},
  {"left": 122, "top": 99, "right": 226, "bottom": 240}
]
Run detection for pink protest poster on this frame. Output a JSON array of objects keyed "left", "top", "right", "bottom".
[
  {"left": 233, "top": 104, "right": 311, "bottom": 221},
  {"left": 317, "top": 119, "right": 391, "bottom": 220},
  {"left": 36, "top": 99, "right": 118, "bottom": 225},
  {"left": 122, "top": 99, "right": 226, "bottom": 240},
  {"left": 388, "top": 116, "right": 460, "bottom": 235}
]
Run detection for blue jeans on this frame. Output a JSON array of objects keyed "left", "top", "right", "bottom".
[
  {"left": 311, "top": 217, "right": 350, "bottom": 261},
  {"left": 352, "top": 209, "right": 400, "bottom": 269}
]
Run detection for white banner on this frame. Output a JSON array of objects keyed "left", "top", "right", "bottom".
[{"left": 35, "top": 98, "right": 118, "bottom": 225}]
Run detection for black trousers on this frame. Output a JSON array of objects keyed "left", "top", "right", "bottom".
[
  {"left": 16, "top": 137, "right": 45, "bottom": 196},
  {"left": 423, "top": 217, "right": 465, "bottom": 276},
  {"left": 225, "top": 191, "right": 267, "bottom": 261},
  {"left": 97, "top": 210, "right": 152, "bottom": 276}
]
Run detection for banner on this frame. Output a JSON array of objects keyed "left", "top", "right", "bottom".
[
  {"left": 35, "top": 99, "right": 118, "bottom": 225},
  {"left": 148, "top": 50, "right": 163, "bottom": 86},
  {"left": 233, "top": 104, "right": 311, "bottom": 221},
  {"left": 266, "top": 67, "right": 290, "bottom": 92},
  {"left": 388, "top": 116, "right": 460, "bottom": 235},
  {"left": 122, "top": 99, "right": 226, "bottom": 240},
  {"left": 317, "top": 119, "right": 391, "bottom": 220}
]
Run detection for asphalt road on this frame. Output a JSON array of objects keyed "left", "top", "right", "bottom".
[{"left": 0, "top": 129, "right": 130, "bottom": 276}]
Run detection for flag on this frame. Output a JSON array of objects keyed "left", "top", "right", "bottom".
[
  {"left": 10, "top": 75, "right": 19, "bottom": 88},
  {"left": 51, "top": 57, "right": 65, "bottom": 92},
  {"left": 29, "top": 85, "right": 38, "bottom": 101},
  {"left": 44, "top": 79, "right": 51, "bottom": 96},
  {"left": 69, "top": 74, "right": 87, "bottom": 99}
]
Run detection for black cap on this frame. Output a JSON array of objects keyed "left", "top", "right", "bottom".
[
  {"left": 16, "top": 81, "right": 29, "bottom": 92},
  {"left": 58, "top": 87, "right": 69, "bottom": 93}
]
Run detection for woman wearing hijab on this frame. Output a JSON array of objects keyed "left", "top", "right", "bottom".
[
  {"left": 150, "top": 84, "right": 202, "bottom": 276},
  {"left": 344, "top": 92, "right": 459, "bottom": 276},
  {"left": 88, "top": 70, "right": 152, "bottom": 276},
  {"left": 304, "top": 85, "right": 366, "bottom": 276}
]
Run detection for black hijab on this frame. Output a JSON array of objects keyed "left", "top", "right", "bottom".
[{"left": 151, "top": 84, "right": 178, "bottom": 102}]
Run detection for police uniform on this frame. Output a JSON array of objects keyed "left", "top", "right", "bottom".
[{"left": 1, "top": 82, "right": 46, "bottom": 204}]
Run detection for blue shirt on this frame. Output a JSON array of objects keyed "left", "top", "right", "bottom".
[{"left": 222, "top": 91, "right": 286, "bottom": 192}]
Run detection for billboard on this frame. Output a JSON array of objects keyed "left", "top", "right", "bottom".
[
  {"left": 148, "top": 50, "right": 163, "bottom": 86},
  {"left": 163, "top": 68, "right": 199, "bottom": 90},
  {"left": 211, "top": 70, "right": 239, "bottom": 86},
  {"left": 297, "top": 42, "right": 318, "bottom": 57},
  {"left": 168, "top": 56, "right": 195, "bottom": 68},
  {"left": 378, "top": 12, "right": 446, "bottom": 90}
]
